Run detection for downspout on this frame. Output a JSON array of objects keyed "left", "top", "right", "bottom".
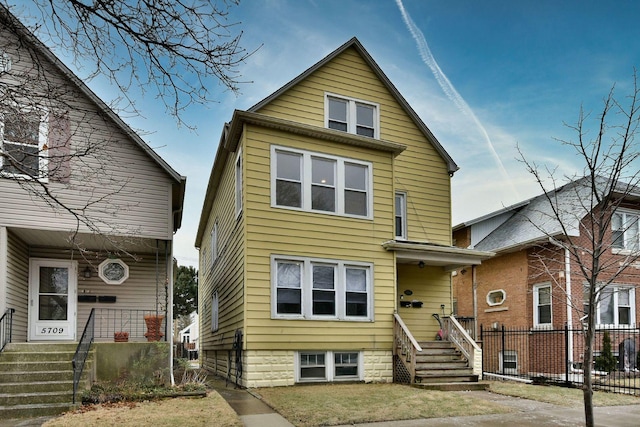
[
  {"left": 549, "top": 238, "right": 573, "bottom": 365},
  {"left": 167, "top": 240, "right": 175, "bottom": 386},
  {"left": 472, "top": 265, "right": 478, "bottom": 339}
]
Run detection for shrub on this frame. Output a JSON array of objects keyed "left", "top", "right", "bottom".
[{"left": 594, "top": 331, "right": 617, "bottom": 373}]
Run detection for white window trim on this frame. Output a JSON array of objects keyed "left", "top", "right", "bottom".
[
  {"left": 295, "top": 351, "right": 364, "bottom": 383},
  {"left": 211, "top": 291, "right": 219, "bottom": 332},
  {"left": 395, "top": 192, "right": 407, "bottom": 240},
  {"left": 612, "top": 209, "right": 639, "bottom": 255},
  {"left": 98, "top": 258, "right": 129, "bottom": 285},
  {"left": 324, "top": 92, "right": 380, "bottom": 139},
  {"left": 533, "top": 283, "right": 552, "bottom": 328},
  {"left": 595, "top": 285, "right": 636, "bottom": 328},
  {"left": 486, "top": 289, "right": 506, "bottom": 307},
  {"left": 0, "top": 107, "right": 49, "bottom": 181},
  {"left": 235, "top": 148, "right": 243, "bottom": 219},
  {"left": 270, "top": 145, "right": 373, "bottom": 219},
  {"left": 271, "top": 255, "right": 374, "bottom": 321}
]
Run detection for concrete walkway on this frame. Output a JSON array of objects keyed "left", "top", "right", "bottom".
[{"left": 210, "top": 378, "right": 640, "bottom": 427}]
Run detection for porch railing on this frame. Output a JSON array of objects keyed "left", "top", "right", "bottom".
[
  {"left": 443, "top": 315, "right": 482, "bottom": 376},
  {"left": 393, "top": 313, "right": 422, "bottom": 383},
  {"left": 0, "top": 308, "right": 15, "bottom": 353},
  {"left": 73, "top": 308, "right": 95, "bottom": 404},
  {"left": 93, "top": 308, "right": 167, "bottom": 341}
]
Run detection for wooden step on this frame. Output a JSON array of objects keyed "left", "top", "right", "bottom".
[{"left": 411, "top": 381, "right": 489, "bottom": 391}]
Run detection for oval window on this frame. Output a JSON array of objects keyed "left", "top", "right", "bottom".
[
  {"left": 98, "top": 258, "right": 129, "bottom": 285},
  {"left": 486, "top": 289, "right": 506, "bottom": 306}
]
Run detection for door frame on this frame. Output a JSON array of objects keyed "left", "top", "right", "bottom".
[{"left": 28, "top": 258, "right": 77, "bottom": 341}]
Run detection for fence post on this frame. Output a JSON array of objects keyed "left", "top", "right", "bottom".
[
  {"left": 565, "top": 323, "right": 570, "bottom": 386},
  {"left": 480, "top": 324, "right": 484, "bottom": 373},
  {"left": 501, "top": 324, "right": 505, "bottom": 375}
]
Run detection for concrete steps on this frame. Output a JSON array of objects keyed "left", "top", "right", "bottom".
[{"left": 0, "top": 343, "right": 94, "bottom": 420}]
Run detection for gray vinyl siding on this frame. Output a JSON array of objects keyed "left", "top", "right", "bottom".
[{"left": 5, "top": 231, "right": 29, "bottom": 342}]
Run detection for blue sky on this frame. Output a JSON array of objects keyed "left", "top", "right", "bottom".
[{"left": 11, "top": 0, "right": 640, "bottom": 267}]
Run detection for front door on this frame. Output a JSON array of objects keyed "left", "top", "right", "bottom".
[{"left": 29, "top": 259, "right": 77, "bottom": 341}]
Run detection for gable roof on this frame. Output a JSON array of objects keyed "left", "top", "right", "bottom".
[
  {"left": 0, "top": 4, "right": 186, "bottom": 230},
  {"left": 249, "top": 37, "right": 458, "bottom": 175},
  {"left": 461, "top": 176, "right": 640, "bottom": 253}
]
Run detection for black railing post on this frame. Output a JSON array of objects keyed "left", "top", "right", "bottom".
[
  {"left": 565, "top": 323, "right": 570, "bottom": 386},
  {"left": 480, "top": 324, "right": 484, "bottom": 373},
  {"left": 501, "top": 324, "right": 506, "bottom": 375}
]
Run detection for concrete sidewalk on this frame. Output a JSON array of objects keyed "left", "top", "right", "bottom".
[{"left": 210, "top": 378, "right": 640, "bottom": 427}]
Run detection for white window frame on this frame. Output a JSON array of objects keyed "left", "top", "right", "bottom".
[
  {"left": 0, "top": 107, "right": 49, "bottom": 180},
  {"left": 295, "top": 351, "right": 363, "bottom": 383},
  {"left": 595, "top": 285, "right": 635, "bottom": 328},
  {"left": 486, "top": 289, "right": 506, "bottom": 307},
  {"left": 271, "top": 255, "right": 373, "bottom": 321},
  {"left": 612, "top": 210, "right": 639, "bottom": 254},
  {"left": 270, "top": 145, "right": 373, "bottom": 219},
  {"left": 211, "top": 291, "right": 219, "bottom": 332},
  {"left": 324, "top": 93, "right": 379, "bottom": 139},
  {"left": 533, "top": 283, "right": 552, "bottom": 328},
  {"left": 395, "top": 192, "right": 407, "bottom": 240},
  {"left": 499, "top": 350, "right": 518, "bottom": 375},
  {"left": 211, "top": 220, "right": 218, "bottom": 267},
  {"left": 235, "top": 148, "right": 243, "bottom": 218}
]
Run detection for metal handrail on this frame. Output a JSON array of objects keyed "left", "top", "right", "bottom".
[
  {"left": 72, "top": 308, "right": 95, "bottom": 404},
  {"left": 393, "top": 313, "right": 422, "bottom": 383},
  {"left": 0, "top": 308, "right": 15, "bottom": 352}
]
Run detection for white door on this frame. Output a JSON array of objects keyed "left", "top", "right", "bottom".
[{"left": 29, "top": 259, "right": 77, "bottom": 341}]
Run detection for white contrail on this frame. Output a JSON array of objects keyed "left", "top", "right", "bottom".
[{"left": 395, "top": 0, "right": 519, "bottom": 199}]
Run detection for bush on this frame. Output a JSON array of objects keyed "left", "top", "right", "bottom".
[{"left": 594, "top": 331, "right": 617, "bottom": 373}]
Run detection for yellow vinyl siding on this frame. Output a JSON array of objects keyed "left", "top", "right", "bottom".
[
  {"left": 243, "top": 124, "right": 395, "bottom": 351},
  {"left": 396, "top": 264, "right": 452, "bottom": 341},
  {"left": 198, "top": 139, "right": 245, "bottom": 351},
  {"left": 256, "top": 47, "right": 451, "bottom": 246}
]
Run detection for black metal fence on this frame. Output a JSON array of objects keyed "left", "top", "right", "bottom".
[
  {"left": 0, "top": 308, "right": 15, "bottom": 352},
  {"left": 73, "top": 308, "right": 95, "bottom": 404},
  {"left": 481, "top": 324, "right": 640, "bottom": 395},
  {"left": 93, "top": 308, "right": 167, "bottom": 342}
]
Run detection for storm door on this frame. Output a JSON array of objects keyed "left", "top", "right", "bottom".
[{"left": 28, "top": 259, "right": 77, "bottom": 341}]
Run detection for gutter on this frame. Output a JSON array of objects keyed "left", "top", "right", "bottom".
[{"left": 548, "top": 237, "right": 573, "bottom": 363}]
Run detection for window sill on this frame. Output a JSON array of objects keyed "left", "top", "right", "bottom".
[{"left": 484, "top": 306, "right": 508, "bottom": 313}]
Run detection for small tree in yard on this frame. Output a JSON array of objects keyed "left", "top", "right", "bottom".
[
  {"left": 594, "top": 331, "right": 617, "bottom": 373},
  {"left": 174, "top": 264, "right": 198, "bottom": 327},
  {"left": 519, "top": 73, "right": 640, "bottom": 427}
]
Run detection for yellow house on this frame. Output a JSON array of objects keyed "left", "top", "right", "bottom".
[{"left": 195, "top": 38, "right": 492, "bottom": 388}]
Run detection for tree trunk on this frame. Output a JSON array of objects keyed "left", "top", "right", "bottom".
[{"left": 583, "top": 297, "right": 597, "bottom": 427}]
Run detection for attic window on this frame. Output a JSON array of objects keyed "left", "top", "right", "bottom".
[
  {"left": 486, "top": 289, "right": 506, "bottom": 306},
  {"left": 325, "top": 93, "right": 379, "bottom": 138}
]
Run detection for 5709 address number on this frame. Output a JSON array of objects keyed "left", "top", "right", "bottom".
[{"left": 40, "top": 327, "right": 64, "bottom": 334}]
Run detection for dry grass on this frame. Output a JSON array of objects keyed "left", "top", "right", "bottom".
[
  {"left": 42, "top": 392, "right": 242, "bottom": 427},
  {"left": 254, "top": 383, "right": 513, "bottom": 427},
  {"left": 489, "top": 381, "right": 640, "bottom": 407}
]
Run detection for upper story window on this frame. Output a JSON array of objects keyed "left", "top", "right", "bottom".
[
  {"left": 486, "top": 289, "right": 506, "bottom": 306},
  {"left": 1, "top": 107, "right": 48, "bottom": 179},
  {"left": 210, "top": 221, "right": 218, "bottom": 266},
  {"left": 235, "top": 149, "right": 243, "bottom": 218},
  {"left": 395, "top": 192, "right": 407, "bottom": 239},
  {"left": 271, "top": 145, "right": 372, "bottom": 218},
  {"left": 533, "top": 283, "right": 552, "bottom": 327},
  {"left": 612, "top": 210, "right": 639, "bottom": 253},
  {"left": 326, "top": 94, "right": 379, "bottom": 138},
  {"left": 271, "top": 255, "right": 373, "bottom": 321}
]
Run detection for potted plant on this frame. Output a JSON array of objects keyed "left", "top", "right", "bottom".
[
  {"left": 114, "top": 331, "right": 129, "bottom": 342},
  {"left": 144, "top": 314, "right": 165, "bottom": 342}
]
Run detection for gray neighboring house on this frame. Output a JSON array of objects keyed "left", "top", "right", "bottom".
[{"left": 0, "top": 5, "right": 185, "bottom": 418}]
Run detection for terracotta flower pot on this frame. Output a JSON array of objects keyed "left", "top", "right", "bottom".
[
  {"left": 114, "top": 331, "right": 129, "bottom": 342},
  {"left": 144, "top": 315, "right": 165, "bottom": 342}
]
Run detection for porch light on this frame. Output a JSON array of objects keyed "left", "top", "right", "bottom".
[
  {"left": 418, "top": 261, "right": 425, "bottom": 269},
  {"left": 82, "top": 266, "right": 93, "bottom": 278}
]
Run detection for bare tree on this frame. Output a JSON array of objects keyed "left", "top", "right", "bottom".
[
  {"left": 6, "top": 0, "right": 254, "bottom": 127},
  {"left": 519, "top": 74, "right": 640, "bottom": 426},
  {"left": 0, "top": 4, "right": 185, "bottom": 263}
]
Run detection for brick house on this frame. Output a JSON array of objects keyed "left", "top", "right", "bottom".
[{"left": 453, "top": 177, "right": 640, "bottom": 375}]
